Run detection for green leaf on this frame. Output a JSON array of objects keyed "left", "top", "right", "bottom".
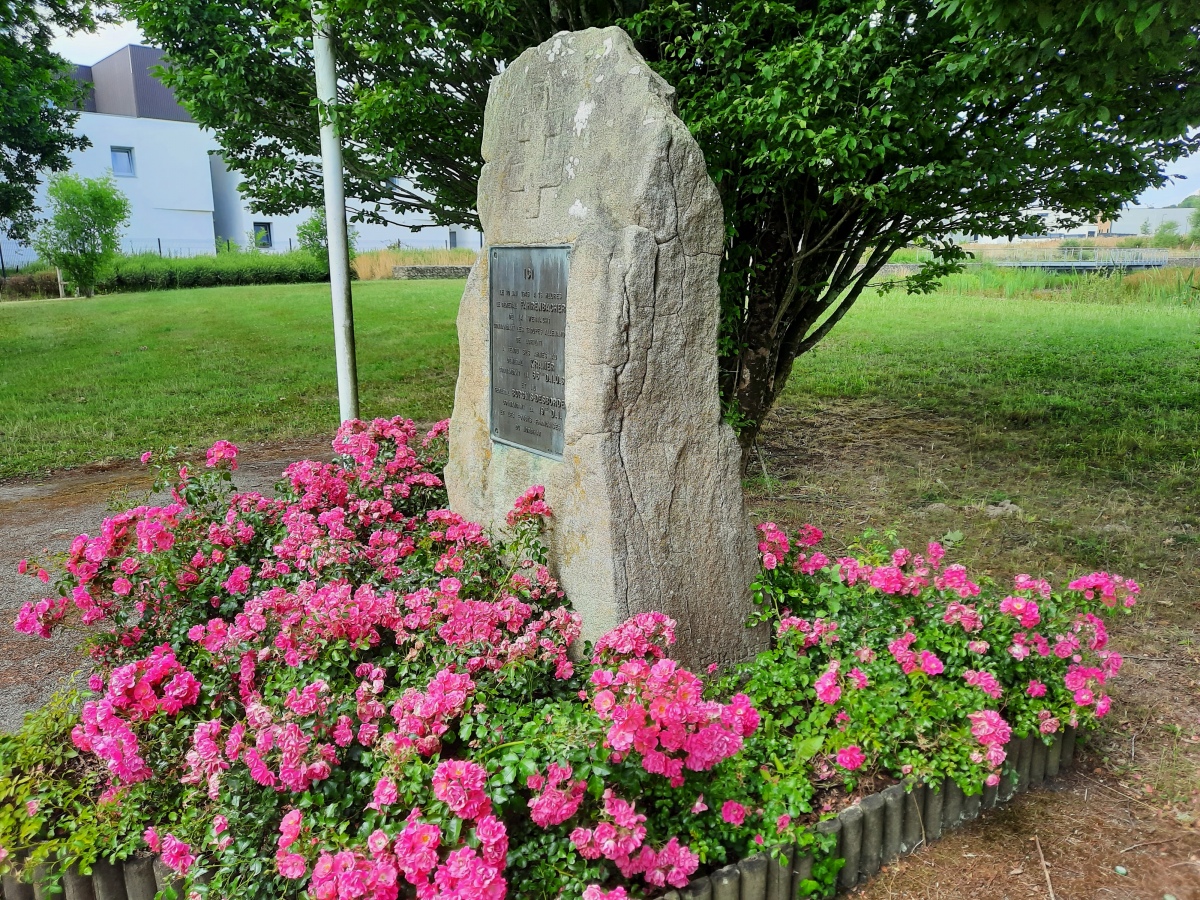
[
  {"left": 1134, "top": 3, "right": 1161, "bottom": 34},
  {"left": 793, "top": 735, "right": 825, "bottom": 762}
]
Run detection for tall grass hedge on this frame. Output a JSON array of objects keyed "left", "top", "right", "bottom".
[{"left": 99, "top": 251, "right": 331, "bottom": 293}]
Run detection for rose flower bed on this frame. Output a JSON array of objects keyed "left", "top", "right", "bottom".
[{"left": 0, "top": 419, "right": 1137, "bottom": 900}]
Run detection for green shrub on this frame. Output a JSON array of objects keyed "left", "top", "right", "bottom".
[
  {"left": 1153, "top": 219, "right": 1182, "bottom": 248},
  {"left": 32, "top": 173, "right": 131, "bottom": 297},
  {"left": 98, "top": 251, "right": 332, "bottom": 294},
  {"left": 0, "top": 688, "right": 120, "bottom": 879}
]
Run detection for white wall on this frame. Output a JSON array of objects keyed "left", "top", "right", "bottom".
[
  {"left": 66, "top": 112, "right": 221, "bottom": 256},
  {"left": 209, "top": 163, "right": 483, "bottom": 253}
]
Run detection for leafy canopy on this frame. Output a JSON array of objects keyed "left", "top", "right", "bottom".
[
  {"left": 0, "top": 0, "right": 110, "bottom": 242},
  {"left": 126, "top": 0, "right": 1200, "bottom": 447},
  {"left": 33, "top": 172, "right": 131, "bottom": 297}
]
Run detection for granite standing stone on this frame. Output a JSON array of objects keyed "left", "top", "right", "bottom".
[{"left": 447, "top": 27, "right": 762, "bottom": 669}]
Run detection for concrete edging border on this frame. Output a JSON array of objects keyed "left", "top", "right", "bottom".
[
  {"left": 391, "top": 265, "right": 473, "bottom": 279},
  {"left": 671, "top": 725, "right": 1077, "bottom": 900},
  {"left": 0, "top": 728, "right": 1078, "bottom": 900}
]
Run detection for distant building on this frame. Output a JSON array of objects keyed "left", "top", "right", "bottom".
[
  {"left": 961, "top": 209, "right": 1100, "bottom": 244},
  {"left": 3, "top": 45, "right": 479, "bottom": 266},
  {"left": 1104, "top": 206, "right": 1194, "bottom": 237},
  {"left": 958, "top": 204, "right": 1197, "bottom": 245}
]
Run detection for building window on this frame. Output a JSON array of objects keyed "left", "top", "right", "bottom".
[
  {"left": 111, "top": 147, "right": 135, "bottom": 177},
  {"left": 253, "top": 222, "right": 273, "bottom": 249},
  {"left": 449, "top": 229, "right": 458, "bottom": 250}
]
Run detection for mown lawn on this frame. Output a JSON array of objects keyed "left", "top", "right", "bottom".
[
  {"left": 784, "top": 291, "right": 1200, "bottom": 489},
  {"left": 0, "top": 281, "right": 462, "bottom": 479},
  {"left": 1, "top": 278, "right": 1197, "bottom": 483}
]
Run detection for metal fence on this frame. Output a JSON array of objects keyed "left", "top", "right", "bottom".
[{"left": 980, "top": 246, "right": 1170, "bottom": 266}]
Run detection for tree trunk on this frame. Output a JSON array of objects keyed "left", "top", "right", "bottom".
[{"left": 721, "top": 217, "right": 899, "bottom": 473}]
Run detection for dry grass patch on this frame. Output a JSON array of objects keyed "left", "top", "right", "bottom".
[{"left": 354, "top": 247, "right": 478, "bottom": 279}]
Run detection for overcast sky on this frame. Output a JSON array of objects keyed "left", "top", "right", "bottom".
[
  {"left": 51, "top": 20, "right": 146, "bottom": 66},
  {"left": 52, "top": 23, "right": 1200, "bottom": 207}
]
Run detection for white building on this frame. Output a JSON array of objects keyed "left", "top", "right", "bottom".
[
  {"left": 2, "top": 45, "right": 479, "bottom": 267},
  {"left": 959, "top": 202, "right": 1199, "bottom": 246},
  {"left": 958, "top": 209, "right": 1099, "bottom": 244}
]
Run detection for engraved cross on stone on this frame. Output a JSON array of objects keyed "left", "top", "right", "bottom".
[{"left": 506, "top": 71, "right": 570, "bottom": 220}]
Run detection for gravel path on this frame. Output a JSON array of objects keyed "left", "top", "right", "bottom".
[{"left": 0, "top": 440, "right": 330, "bottom": 732}]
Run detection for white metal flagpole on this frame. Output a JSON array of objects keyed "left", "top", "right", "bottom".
[{"left": 312, "top": 3, "right": 360, "bottom": 423}]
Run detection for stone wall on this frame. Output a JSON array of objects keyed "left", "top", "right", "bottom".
[{"left": 392, "top": 266, "right": 474, "bottom": 279}]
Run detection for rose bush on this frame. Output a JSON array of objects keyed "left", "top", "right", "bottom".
[
  {"left": 711, "top": 522, "right": 1136, "bottom": 838},
  {"left": 0, "top": 420, "right": 1137, "bottom": 900},
  {"left": 0, "top": 420, "right": 764, "bottom": 900}
]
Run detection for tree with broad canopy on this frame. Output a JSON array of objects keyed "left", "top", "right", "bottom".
[
  {"left": 125, "top": 0, "right": 1200, "bottom": 457},
  {"left": 33, "top": 172, "right": 130, "bottom": 297}
]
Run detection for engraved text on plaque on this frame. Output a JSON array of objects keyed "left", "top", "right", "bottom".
[{"left": 489, "top": 246, "right": 568, "bottom": 458}]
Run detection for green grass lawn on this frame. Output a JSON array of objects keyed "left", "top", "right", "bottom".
[
  {"left": 784, "top": 292, "right": 1200, "bottom": 488},
  {"left": 1, "top": 278, "right": 1197, "bottom": 484},
  {"left": 0, "top": 281, "right": 462, "bottom": 478}
]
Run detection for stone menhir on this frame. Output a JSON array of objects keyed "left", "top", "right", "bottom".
[{"left": 446, "top": 26, "right": 762, "bottom": 669}]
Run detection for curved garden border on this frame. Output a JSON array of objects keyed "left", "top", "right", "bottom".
[
  {"left": 0, "top": 728, "right": 1077, "bottom": 900},
  {"left": 679, "top": 727, "right": 1077, "bottom": 900}
]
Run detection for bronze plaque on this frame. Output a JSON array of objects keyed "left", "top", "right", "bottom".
[{"left": 489, "top": 246, "right": 569, "bottom": 458}]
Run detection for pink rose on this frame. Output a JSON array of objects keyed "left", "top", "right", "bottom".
[
  {"left": 278, "top": 810, "right": 303, "bottom": 850},
  {"left": 836, "top": 745, "right": 866, "bottom": 771},
  {"left": 276, "top": 850, "right": 307, "bottom": 879},
  {"left": 721, "top": 801, "right": 748, "bottom": 826}
]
